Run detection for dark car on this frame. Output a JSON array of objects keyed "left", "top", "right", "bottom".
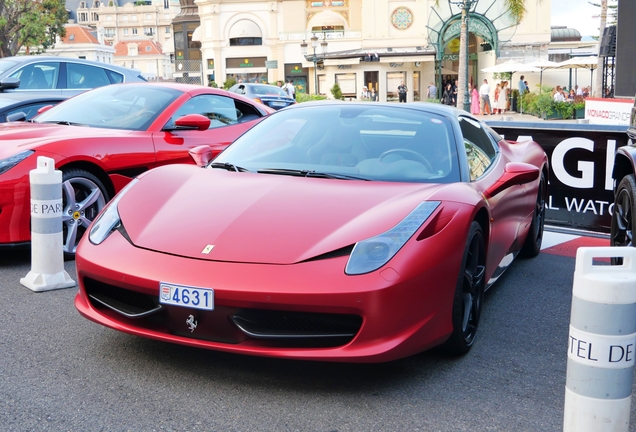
[
  {"left": 0, "top": 56, "right": 146, "bottom": 98},
  {"left": 610, "top": 95, "right": 636, "bottom": 249},
  {"left": 228, "top": 83, "right": 296, "bottom": 110},
  {"left": 0, "top": 92, "right": 66, "bottom": 122}
]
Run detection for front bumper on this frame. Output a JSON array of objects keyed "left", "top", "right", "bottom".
[{"left": 75, "top": 229, "right": 463, "bottom": 363}]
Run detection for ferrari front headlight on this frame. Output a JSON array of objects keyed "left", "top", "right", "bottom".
[
  {"left": 88, "top": 179, "right": 138, "bottom": 245},
  {"left": 0, "top": 150, "right": 34, "bottom": 175},
  {"left": 345, "top": 201, "right": 440, "bottom": 275}
]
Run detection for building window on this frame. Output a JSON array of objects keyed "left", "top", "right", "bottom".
[
  {"left": 123, "top": 28, "right": 129, "bottom": 35},
  {"left": 386, "top": 71, "right": 406, "bottom": 102},
  {"left": 165, "top": 26, "right": 170, "bottom": 34},
  {"left": 146, "top": 46, "right": 152, "bottom": 52},
  {"left": 93, "top": 1, "right": 100, "bottom": 7},
  {"left": 106, "top": 15, "right": 112, "bottom": 21},
  {"left": 144, "top": 27, "right": 154, "bottom": 36},
  {"left": 122, "top": 15, "right": 128, "bottom": 21},
  {"left": 318, "top": 74, "right": 327, "bottom": 95},
  {"left": 132, "top": 28, "right": 138, "bottom": 35},
  {"left": 335, "top": 73, "right": 356, "bottom": 98},
  {"left": 413, "top": 71, "right": 421, "bottom": 101},
  {"left": 229, "top": 37, "right": 262, "bottom": 46},
  {"left": 132, "top": 15, "right": 137, "bottom": 21},
  {"left": 146, "top": 14, "right": 152, "bottom": 20},
  {"left": 78, "top": 12, "right": 88, "bottom": 22},
  {"left": 79, "top": 1, "right": 86, "bottom": 7},
  {"left": 105, "top": 28, "right": 115, "bottom": 37},
  {"left": 311, "top": 26, "right": 344, "bottom": 37},
  {"left": 91, "top": 12, "right": 99, "bottom": 21}
]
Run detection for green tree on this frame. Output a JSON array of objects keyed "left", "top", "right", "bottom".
[
  {"left": 435, "top": 0, "right": 534, "bottom": 110},
  {"left": 0, "top": 0, "right": 68, "bottom": 57}
]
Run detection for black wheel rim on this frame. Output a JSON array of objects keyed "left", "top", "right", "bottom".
[
  {"left": 461, "top": 232, "right": 485, "bottom": 344},
  {"left": 612, "top": 187, "right": 633, "bottom": 248}
]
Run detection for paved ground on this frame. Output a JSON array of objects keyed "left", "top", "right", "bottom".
[{"left": 2, "top": 230, "right": 635, "bottom": 431}]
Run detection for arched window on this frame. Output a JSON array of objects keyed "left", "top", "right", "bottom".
[
  {"left": 79, "top": 1, "right": 86, "bottom": 8},
  {"left": 229, "top": 20, "right": 262, "bottom": 46}
]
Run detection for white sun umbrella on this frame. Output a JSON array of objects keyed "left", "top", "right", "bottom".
[
  {"left": 556, "top": 56, "right": 598, "bottom": 93},
  {"left": 527, "top": 60, "right": 560, "bottom": 88}
]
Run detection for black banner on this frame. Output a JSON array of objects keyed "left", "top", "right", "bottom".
[{"left": 488, "top": 122, "right": 629, "bottom": 234}]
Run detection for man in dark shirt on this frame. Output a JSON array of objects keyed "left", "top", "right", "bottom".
[{"left": 398, "top": 81, "right": 407, "bottom": 103}]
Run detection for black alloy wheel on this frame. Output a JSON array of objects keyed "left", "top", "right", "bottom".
[
  {"left": 61, "top": 169, "right": 109, "bottom": 257},
  {"left": 521, "top": 172, "right": 546, "bottom": 258},
  {"left": 442, "top": 221, "right": 486, "bottom": 355}
]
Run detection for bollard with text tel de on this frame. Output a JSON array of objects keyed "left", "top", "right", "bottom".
[
  {"left": 20, "top": 156, "right": 76, "bottom": 292},
  {"left": 564, "top": 247, "right": 636, "bottom": 431}
]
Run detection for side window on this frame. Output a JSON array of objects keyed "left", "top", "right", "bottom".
[
  {"left": 66, "top": 63, "right": 111, "bottom": 89},
  {"left": 171, "top": 95, "right": 240, "bottom": 129},
  {"left": 105, "top": 69, "right": 124, "bottom": 84},
  {"left": 6, "top": 102, "right": 60, "bottom": 121},
  {"left": 9, "top": 63, "right": 59, "bottom": 90},
  {"left": 459, "top": 117, "right": 498, "bottom": 181}
]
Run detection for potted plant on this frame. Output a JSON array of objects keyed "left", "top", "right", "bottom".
[
  {"left": 534, "top": 93, "right": 554, "bottom": 119},
  {"left": 554, "top": 101, "right": 574, "bottom": 119},
  {"left": 511, "top": 89, "right": 520, "bottom": 112},
  {"left": 330, "top": 82, "right": 344, "bottom": 100},
  {"left": 572, "top": 96, "right": 586, "bottom": 119}
]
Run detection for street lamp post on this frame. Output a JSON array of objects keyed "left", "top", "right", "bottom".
[{"left": 301, "top": 36, "right": 328, "bottom": 95}]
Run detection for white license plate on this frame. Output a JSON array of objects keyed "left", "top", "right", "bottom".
[
  {"left": 159, "top": 282, "right": 214, "bottom": 310},
  {"left": 270, "top": 101, "right": 287, "bottom": 107}
]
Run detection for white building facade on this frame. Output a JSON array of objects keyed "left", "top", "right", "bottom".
[{"left": 193, "top": 0, "right": 553, "bottom": 102}]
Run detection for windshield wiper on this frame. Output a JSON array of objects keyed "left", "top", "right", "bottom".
[
  {"left": 38, "top": 120, "right": 89, "bottom": 127},
  {"left": 209, "top": 162, "right": 250, "bottom": 172},
  {"left": 257, "top": 168, "right": 368, "bottom": 180}
]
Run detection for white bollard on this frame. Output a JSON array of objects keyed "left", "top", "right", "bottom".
[
  {"left": 564, "top": 247, "right": 636, "bottom": 431},
  {"left": 20, "top": 157, "right": 76, "bottom": 292}
]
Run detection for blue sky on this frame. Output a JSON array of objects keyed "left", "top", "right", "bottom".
[{"left": 551, "top": 0, "right": 601, "bottom": 37}]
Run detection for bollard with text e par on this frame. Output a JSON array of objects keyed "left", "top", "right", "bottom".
[
  {"left": 20, "top": 156, "right": 76, "bottom": 292},
  {"left": 564, "top": 247, "right": 636, "bottom": 432}
]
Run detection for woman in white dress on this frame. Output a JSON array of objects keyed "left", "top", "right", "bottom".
[{"left": 496, "top": 81, "right": 508, "bottom": 113}]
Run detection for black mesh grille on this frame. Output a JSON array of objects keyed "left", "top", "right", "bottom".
[
  {"left": 84, "top": 277, "right": 158, "bottom": 316},
  {"left": 231, "top": 309, "right": 362, "bottom": 338}
]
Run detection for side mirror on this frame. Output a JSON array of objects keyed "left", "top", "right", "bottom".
[
  {"left": 7, "top": 111, "right": 27, "bottom": 122},
  {"left": 189, "top": 145, "right": 214, "bottom": 167},
  {"left": 483, "top": 162, "right": 540, "bottom": 199},
  {"left": 0, "top": 77, "right": 20, "bottom": 92},
  {"left": 175, "top": 113, "right": 211, "bottom": 131}
]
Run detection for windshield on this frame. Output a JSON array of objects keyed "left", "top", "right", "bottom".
[
  {"left": 251, "top": 85, "right": 289, "bottom": 97},
  {"left": 214, "top": 104, "right": 460, "bottom": 183},
  {"left": 0, "top": 59, "right": 19, "bottom": 75},
  {"left": 34, "top": 84, "right": 182, "bottom": 130}
]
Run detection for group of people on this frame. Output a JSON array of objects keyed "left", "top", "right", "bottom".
[
  {"left": 360, "top": 86, "right": 378, "bottom": 101},
  {"left": 553, "top": 84, "right": 589, "bottom": 102}
]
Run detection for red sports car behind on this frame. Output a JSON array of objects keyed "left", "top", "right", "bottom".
[
  {"left": 0, "top": 82, "right": 273, "bottom": 255},
  {"left": 75, "top": 102, "right": 548, "bottom": 362}
]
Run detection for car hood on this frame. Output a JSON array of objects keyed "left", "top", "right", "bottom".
[
  {"left": 0, "top": 122, "right": 133, "bottom": 157},
  {"left": 117, "top": 164, "right": 449, "bottom": 264}
]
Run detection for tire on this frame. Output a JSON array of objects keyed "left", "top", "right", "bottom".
[
  {"left": 442, "top": 221, "right": 486, "bottom": 355},
  {"left": 610, "top": 175, "right": 636, "bottom": 264},
  {"left": 520, "top": 172, "right": 546, "bottom": 258},
  {"left": 61, "top": 169, "right": 109, "bottom": 257}
]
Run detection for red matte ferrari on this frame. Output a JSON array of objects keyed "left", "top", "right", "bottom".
[
  {"left": 75, "top": 102, "right": 548, "bottom": 362},
  {"left": 0, "top": 82, "right": 273, "bottom": 255}
]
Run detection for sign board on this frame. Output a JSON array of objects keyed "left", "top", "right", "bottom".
[
  {"left": 490, "top": 122, "right": 629, "bottom": 234},
  {"left": 265, "top": 60, "right": 278, "bottom": 69},
  {"left": 585, "top": 98, "right": 633, "bottom": 125}
]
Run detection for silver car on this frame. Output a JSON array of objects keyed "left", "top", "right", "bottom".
[{"left": 0, "top": 56, "right": 146, "bottom": 97}]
